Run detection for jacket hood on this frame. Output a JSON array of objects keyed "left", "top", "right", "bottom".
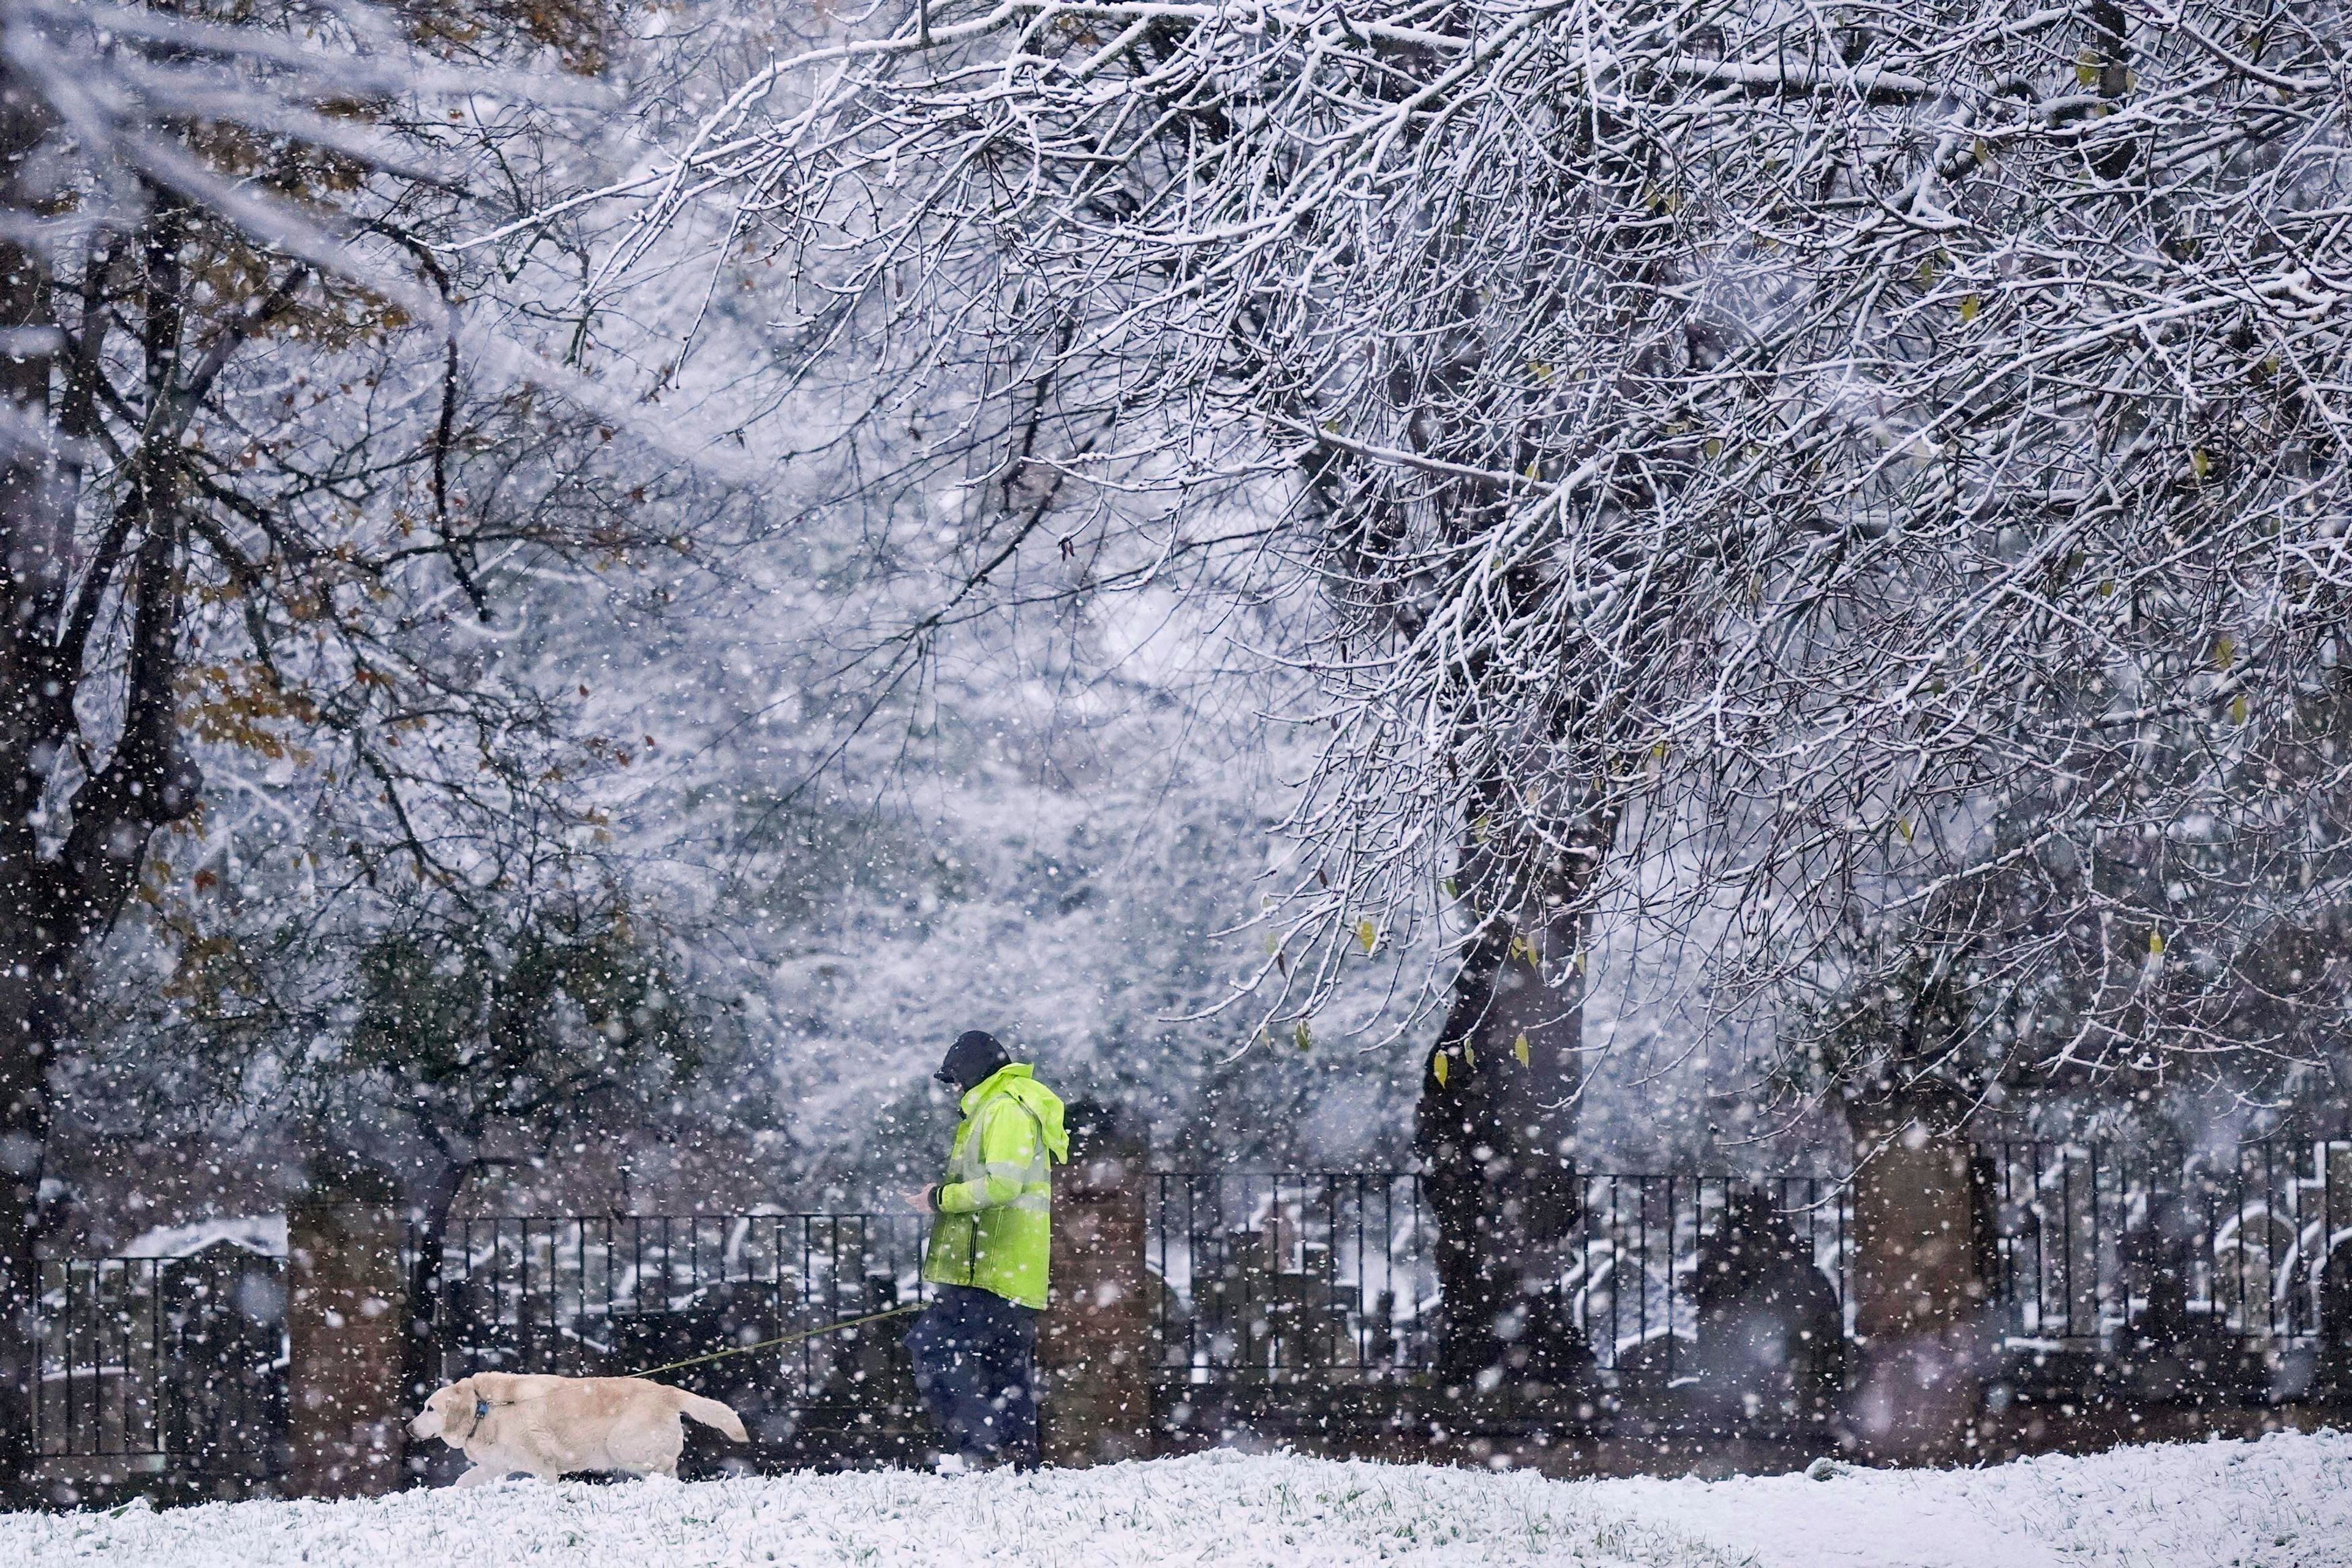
[{"left": 963, "top": 1063, "right": 1069, "bottom": 1163}]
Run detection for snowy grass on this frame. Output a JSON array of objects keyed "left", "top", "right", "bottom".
[{"left": 7, "top": 1433, "right": 2350, "bottom": 1567}]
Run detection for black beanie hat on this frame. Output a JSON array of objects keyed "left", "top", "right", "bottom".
[{"left": 935, "top": 1030, "right": 1010, "bottom": 1090}]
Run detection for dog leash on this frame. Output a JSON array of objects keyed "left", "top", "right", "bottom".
[
  {"left": 461, "top": 1302, "right": 929, "bottom": 1422},
  {"left": 619, "top": 1302, "right": 925, "bottom": 1380}
]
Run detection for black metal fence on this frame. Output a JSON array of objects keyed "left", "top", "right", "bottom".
[
  {"left": 417, "top": 1213, "right": 938, "bottom": 1464},
  {"left": 1979, "top": 1139, "right": 2352, "bottom": 1355},
  {"left": 34, "top": 1140, "right": 2352, "bottom": 1488},
  {"left": 1144, "top": 1170, "right": 1854, "bottom": 1395},
  {"left": 1569, "top": 1172, "right": 1851, "bottom": 1390},
  {"left": 1147, "top": 1173, "right": 1433, "bottom": 1380},
  {"left": 32, "top": 1250, "right": 287, "bottom": 1477}
]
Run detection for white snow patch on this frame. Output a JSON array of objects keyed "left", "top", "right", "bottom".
[
  {"left": 7, "top": 1434, "right": 2351, "bottom": 1567},
  {"left": 119, "top": 1214, "right": 286, "bottom": 1259}
]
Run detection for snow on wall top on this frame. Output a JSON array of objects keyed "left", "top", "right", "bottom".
[{"left": 119, "top": 1213, "right": 287, "bottom": 1259}]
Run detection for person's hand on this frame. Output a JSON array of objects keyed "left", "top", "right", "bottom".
[{"left": 907, "top": 1185, "right": 936, "bottom": 1213}]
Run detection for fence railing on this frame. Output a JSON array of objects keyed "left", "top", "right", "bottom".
[
  {"left": 1144, "top": 1170, "right": 1854, "bottom": 1393},
  {"left": 33, "top": 1251, "right": 287, "bottom": 1472},
  {"left": 36, "top": 1140, "right": 2352, "bottom": 1483},
  {"left": 1147, "top": 1172, "right": 1434, "bottom": 1379},
  {"left": 417, "top": 1212, "right": 937, "bottom": 1455},
  {"left": 1979, "top": 1139, "right": 2352, "bottom": 1354}
]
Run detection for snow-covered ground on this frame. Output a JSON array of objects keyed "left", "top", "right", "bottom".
[{"left": 7, "top": 1433, "right": 2348, "bottom": 1567}]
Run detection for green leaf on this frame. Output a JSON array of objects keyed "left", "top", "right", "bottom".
[
  {"left": 1357, "top": 919, "right": 1379, "bottom": 954},
  {"left": 1513, "top": 1032, "right": 1532, "bottom": 1067},
  {"left": 1294, "top": 1020, "right": 1313, "bottom": 1052}
]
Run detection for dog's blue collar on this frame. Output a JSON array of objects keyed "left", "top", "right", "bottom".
[{"left": 474, "top": 1396, "right": 491, "bottom": 1423}]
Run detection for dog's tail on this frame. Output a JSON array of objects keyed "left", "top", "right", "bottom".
[{"left": 669, "top": 1387, "right": 749, "bottom": 1443}]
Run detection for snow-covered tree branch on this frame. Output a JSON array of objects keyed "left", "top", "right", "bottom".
[{"left": 530, "top": 0, "right": 2350, "bottom": 1372}]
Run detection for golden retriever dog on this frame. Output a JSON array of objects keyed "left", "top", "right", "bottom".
[{"left": 409, "top": 1372, "right": 748, "bottom": 1486}]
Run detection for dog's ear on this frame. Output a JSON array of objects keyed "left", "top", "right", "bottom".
[{"left": 442, "top": 1378, "right": 481, "bottom": 1442}]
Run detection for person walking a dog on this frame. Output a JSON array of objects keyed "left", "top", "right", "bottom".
[{"left": 905, "top": 1030, "right": 1068, "bottom": 1471}]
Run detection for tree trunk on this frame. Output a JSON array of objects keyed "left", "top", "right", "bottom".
[
  {"left": 1414, "top": 816, "right": 1593, "bottom": 1388},
  {"left": 0, "top": 79, "right": 208, "bottom": 1490},
  {"left": 399, "top": 1156, "right": 473, "bottom": 1452},
  {"left": 0, "top": 58, "right": 61, "bottom": 1502}
]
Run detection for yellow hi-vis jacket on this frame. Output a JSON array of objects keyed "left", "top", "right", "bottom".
[{"left": 922, "top": 1063, "right": 1069, "bottom": 1310}]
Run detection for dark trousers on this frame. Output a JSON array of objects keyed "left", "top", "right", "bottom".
[{"left": 904, "top": 1284, "right": 1038, "bottom": 1464}]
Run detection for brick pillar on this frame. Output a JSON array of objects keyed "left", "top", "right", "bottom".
[
  {"left": 1039, "top": 1102, "right": 1152, "bottom": 1466},
  {"left": 286, "top": 1186, "right": 406, "bottom": 1498},
  {"left": 1849, "top": 1110, "right": 1991, "bottom": 1461}
]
